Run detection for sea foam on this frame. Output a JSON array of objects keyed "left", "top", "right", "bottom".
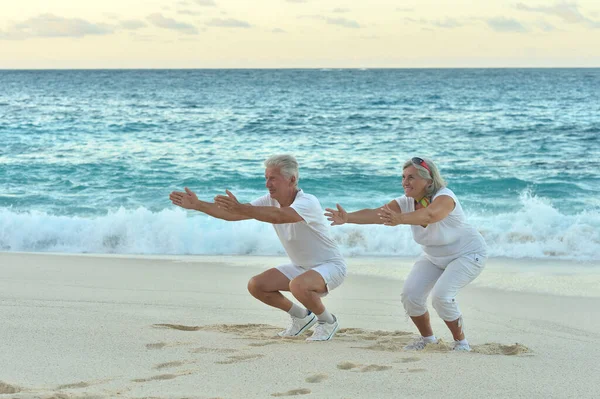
[{"left": 1, "top": 192, "right": 598, "bottom": 261}]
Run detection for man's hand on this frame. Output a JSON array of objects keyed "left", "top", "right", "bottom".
[
  {"left": 169, "top": 187, "right": 198, "bottom": 210},
  {"left": 214, "top": 190, "right": 243, "bottom": 213},
  {"left": 324, "top": 204, "right": 348, "bottom": 226},
  {"left": 378, "top": 204, "right": 403, "bottom": 226}
]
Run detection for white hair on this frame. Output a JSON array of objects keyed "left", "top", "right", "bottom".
[
  {"left": 264, "top": 154, "right": 299, "bottom": 186},
  {"left": 403, "top": 157, "right": 446, "bottom": 196}
]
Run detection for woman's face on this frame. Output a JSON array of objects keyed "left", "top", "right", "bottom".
[{"left": 402, "top": 165, "right": 431, "bottom": 199}]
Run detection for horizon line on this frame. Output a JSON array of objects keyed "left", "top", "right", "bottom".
[{"left": 1, "top": 66, "right": 599, "bottom": 71}]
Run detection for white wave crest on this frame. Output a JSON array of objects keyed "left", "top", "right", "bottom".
[{"left": 0, "top": 192, "right": 598, "bottom": 260}]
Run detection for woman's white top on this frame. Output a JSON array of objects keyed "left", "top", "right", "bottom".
[{"left": 395, "top": 187, "right": 487, "bottom": 266}]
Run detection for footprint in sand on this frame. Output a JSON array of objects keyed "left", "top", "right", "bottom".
[
  {"left": 271, "top": 388, "right": 311, "bottom": 397},
  {"left": 154, "top": 323, "right": 201, "bottom": 331},
  {"left": 0, "top": 382, "right": 21, "bottom": 394},
  {"left": 216, "top": 354, "right": 264, "bottom": 364},
  {"left": 305, "top": 373, "right": 328, "bottom": 383},
  {"left": 248, "top": 341, "right": 281, "bottom": 347},
  {"left": 421, "top": 340, "right": 452, "bottom": 353},
  {"left": 153, "top": 361, "right": 186, "bottom": 370},
  {"left": 192, "top": 347, "right": 238, "bottom": 354},
  {"left": 336, "top": 361, "right": 391, "bottom": 372},
  {"left": 408, "top": 368, "right": 427, "bottom": 373},
  {"left": 363, "top": 342, "right": 408, "bottom": 352},
  {"left": 56, "top": 381, "right": 91, "bottom": 389},
  {"left": 338, "top": 328, "right": 412, "bottom": 344},
  {"left": 337, "top": 361, "right": 360, "bottom": 370},
  {"left": 396, "top": 356, "right": 421, "bottom": 363},
  {"left": 359, "top": 365, "right": 392, "bottom": 372},
  {"left": 146, "top": 342, "right": 168, "bottom": 350},
  {"left": 132, "top": 374, "right": 178, "bottom": 383},
  {"left": 472, "top": 343, "right": 530, "bottom": 355}
]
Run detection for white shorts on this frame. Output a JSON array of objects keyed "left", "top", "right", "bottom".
[{"left": 276, "top": 261, "right": 347, "bottom": 296}]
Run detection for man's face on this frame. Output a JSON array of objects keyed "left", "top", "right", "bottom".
[{"left": 265, "top": 166, "right": 294, "bottom": 201}]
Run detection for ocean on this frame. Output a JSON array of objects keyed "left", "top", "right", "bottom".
[{"left": 1, "top": 69, "right": 599, "bottom": 260}]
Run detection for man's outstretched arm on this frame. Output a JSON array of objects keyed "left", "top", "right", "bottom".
[
  {"left": 214, "top": 190, "right": 303, "bottom": 224},
  {"left": 170, "top": 187, "right": 251, "bottom": 221}
]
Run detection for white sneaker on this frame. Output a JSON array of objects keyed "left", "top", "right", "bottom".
[
  {"left": 306, "top": 319, "right": 339, "bottom": 341},
  {"left": 403, "top": 336, "right": 438, "bottom": 351},
  {"left": 452, "top": 340, "right": 471, "bottom": 352},
  {"left": 278, "top": 311, "right": 317, "bottom": 337}
]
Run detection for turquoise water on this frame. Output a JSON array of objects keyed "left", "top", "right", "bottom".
[{"left": 1, "top": 69, "right": 599, "bottom": 259}]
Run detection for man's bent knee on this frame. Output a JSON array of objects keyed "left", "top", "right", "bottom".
[
  {"left": 247, "top": 276, "right": 262, "bottom": 297},
  {"left": 248, "top": 269, "right": 291, "bottom": 296},
  {"left": 289, "top": 271, "right": 327, "bottom": 297},
  {"left": 289, "top": 277, "right": 308, "bottom": 297}
]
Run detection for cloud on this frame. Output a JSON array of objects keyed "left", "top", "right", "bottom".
[
  {"left": 326, "top": 17, "right": 360, "bottom": 29},
  {"left": 486, "top": 17, "right": 527, "bottom": 32},
  {"left": 272, "top": 28, "right": 286, "bottom": 33},
  {"left": 402, "top": 17, "right": 467, "bottom": 29},
  {"left": 297, "top": 15, "right": 361, "bottom": 29},
  {"left": 147, "top": 13, "right": 198, "bottom": 34},
  {"left": 177, "top": 9, "right": 202, "bottom": 16},
  {"left": 119, "top": 20, "right": 146, "bottom": 30},
  {"left": 205, "top": 18, "right": 251, "bottom": 28},
  {"left": 536, "top": 19, "right": 558, "bottom": 32},
  {"left": 194, "top": 0, "right": 217, "bottom": 5},
  {"left": 516, "top": 2, "right": 584, "bottom": 23},
  {"left": 431, "top": 18, "right": 464, "bottom": 28},
  {"left": 396, "top": 7, "right": 415, "bottom": 12},
  {"left": 515, "top": 2, "right": 600, "bottom": 28},
  {"left": 0, "top": 14, "right": 114, "bottom": 39},
  {"left": 332, "top": 8, "right": 350, "bottom": 13}
]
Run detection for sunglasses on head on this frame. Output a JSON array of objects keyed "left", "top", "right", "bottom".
[{"left": 412, "top": 157, "right": 432, "bottom": 175}]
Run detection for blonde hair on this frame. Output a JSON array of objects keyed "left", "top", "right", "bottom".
[
  {"left": 403, "top": 157, "right": 446, "bottom": 196},
  {"left": 264, "top": 154, "right": 299, "bottom": 186}
]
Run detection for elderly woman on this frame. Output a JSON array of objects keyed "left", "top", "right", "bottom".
[{"left": 325, "top": 157, "right": 486, "bottom": 351}]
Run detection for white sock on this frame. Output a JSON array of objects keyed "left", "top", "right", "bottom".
[
  {"left": 316, "top": 310, "right": 335, "bottom": 324},
  {"left": 455, "top": 338, "right": 468, "bottom": 345},
  {"left": 423, "top": 335, "right": 438, "bottom": 343},
  {"left": 287, "top": 303, "right": 308, "bottom": 318}
]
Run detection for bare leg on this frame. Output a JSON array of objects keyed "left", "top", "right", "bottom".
[
  {"left": 288, "top": 270, "right": 328, "bottom": 315},
  {"left": 410, "top": 311, "right": 434, "bottom": 337},
  {"left": 444, "top": 317, "right": 464, "bottom": 341},
  {"left": 247, "top": 268, "right": 293, "bottom": 311}
]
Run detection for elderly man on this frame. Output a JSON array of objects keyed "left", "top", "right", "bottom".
[{"left": 169, "top": 154, "right": 346, "bottom": 341}]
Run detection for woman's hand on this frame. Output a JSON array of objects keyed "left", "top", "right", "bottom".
[
  {"left": 378, "top": 204, "right": 403, "bottom": 226},
  {"left": 324, "top": 204, "right": 348, "bottom": 226},
  {"left": 169, "top": 187, "right": 198, "bottom": 210}
]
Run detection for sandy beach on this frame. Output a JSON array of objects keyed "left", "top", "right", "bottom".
[{"left": 1, "top": 252, "right": 599, "bottom": 398}]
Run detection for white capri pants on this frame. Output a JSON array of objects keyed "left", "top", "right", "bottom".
[{"left": 401, "top": 253, "right": 485, "bottom": 321}]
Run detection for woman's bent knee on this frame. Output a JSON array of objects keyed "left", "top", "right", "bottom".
[
  {"left": 431, "top": 295, "right": 460, "bottom": 321},
  {"left": 401, "top": 291, "right": 428, "bottom": 317}
]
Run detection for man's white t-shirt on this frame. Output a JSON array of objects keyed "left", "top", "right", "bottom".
[
  {"left": 395, "top": 187, "right": 486, "bottom": 266},
  {"left": 251, "top": 189, "right": 345, "bottom": 269}
]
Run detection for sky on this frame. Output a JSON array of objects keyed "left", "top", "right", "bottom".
[{"left": 1, "top": 0, "right": 599, "bottom": 68}]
